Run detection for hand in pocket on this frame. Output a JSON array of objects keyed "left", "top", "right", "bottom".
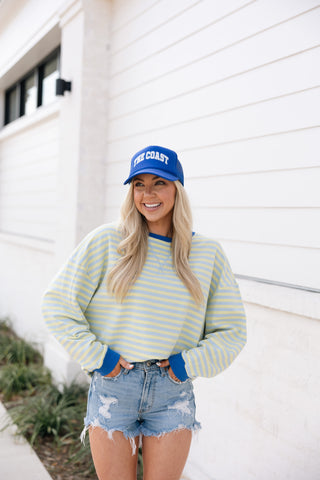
[{"left": 104, "top": 356, "right": 133, "bottom": 377}]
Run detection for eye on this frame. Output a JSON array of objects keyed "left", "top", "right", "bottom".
[
  {"left": 155, "top": 180, "right": 166, "bottom": 185},
  {"left": 133, "top": 181, "right": 144, "bottom": 187}
]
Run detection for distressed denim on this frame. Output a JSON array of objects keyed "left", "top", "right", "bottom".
[{"left": 81, "top": 360, "right": 201, "bottom": 453}]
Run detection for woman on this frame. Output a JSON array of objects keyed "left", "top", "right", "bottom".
[{"left": 42, "top": 145, "right": 246, "bottom": 480}]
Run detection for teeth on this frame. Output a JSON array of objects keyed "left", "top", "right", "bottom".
[{"left": 145, "top": 203, "right": 160, "bottom": 208}]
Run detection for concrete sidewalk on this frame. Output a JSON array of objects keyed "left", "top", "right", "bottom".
[{"left": 0, "top": 401, "right": 52, "bottom": 479}]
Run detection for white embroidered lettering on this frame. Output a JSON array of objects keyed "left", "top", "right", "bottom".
[
  {"left": 144, "top": 151, "right": 169, "bottom": 165},
  {"left": 134, "top": 153, "right": 145, "bottom": 167},
  {"left": 160, "top": 153, "right": 169, "bottom": 165}
]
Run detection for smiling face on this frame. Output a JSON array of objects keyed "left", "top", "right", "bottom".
[{"left": 133, "top": 173, "right": 177, "bottom": 236}]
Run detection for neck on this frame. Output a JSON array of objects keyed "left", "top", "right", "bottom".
[{"left": 147, "top": 224, "right": 173, "bottom": 238}]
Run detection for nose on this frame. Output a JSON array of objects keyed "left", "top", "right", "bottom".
[{"left": 143, "top": 185, "right": 155, "bottom": 196}]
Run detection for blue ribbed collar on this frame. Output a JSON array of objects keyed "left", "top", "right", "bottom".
[
  {"left": 148, "top": 232, "right": 195, "bottom": 243},
  {"left": 148, "top": 232, "right": 172, "bottom": 243}
]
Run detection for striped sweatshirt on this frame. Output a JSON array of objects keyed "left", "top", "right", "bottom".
[{"left": 42, "top": 223, "right": 246, "bottom": 380}]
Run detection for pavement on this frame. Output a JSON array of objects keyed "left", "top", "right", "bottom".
[{"left": 0, "top": 401, "right": 53, "bottom": 479}]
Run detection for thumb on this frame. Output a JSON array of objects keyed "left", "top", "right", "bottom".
[
  {"left": 119, "top": 356, "right": 134, "bottom": 369},
  {"left": 156, "top": 359, "right": 169, "bottom": 368}
]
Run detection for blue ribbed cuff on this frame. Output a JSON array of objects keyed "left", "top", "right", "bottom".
[
  {"left": 168, "top": 353, "right": 189, "bottom": 382},
  {"left": 95, "top": 348, "right": 120, "bottom": 376}
]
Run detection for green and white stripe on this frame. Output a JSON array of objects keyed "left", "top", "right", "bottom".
[{"left": 42, "top": 223, "right": 246, "bottom": 378}]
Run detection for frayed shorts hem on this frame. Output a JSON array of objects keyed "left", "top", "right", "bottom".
[{"left": 81, "top": 421, "right": 201, "bottom": 455}]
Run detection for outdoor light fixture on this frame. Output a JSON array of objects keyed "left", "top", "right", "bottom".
[{"left": 56, "top": 78, "right": 72, "bottom": 96}]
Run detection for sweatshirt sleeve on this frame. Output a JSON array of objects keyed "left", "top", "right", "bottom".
[
  {"left": 42, "top": 226, "right": 120, "bottom": 375},
  {"left": 182, "top": 244, "right": 247, "bottom": 379}
]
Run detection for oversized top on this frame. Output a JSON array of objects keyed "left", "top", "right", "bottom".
[{"left": 42, "top": 223, "right": 246, "bottom": 380}]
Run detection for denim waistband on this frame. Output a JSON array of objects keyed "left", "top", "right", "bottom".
[{"left": 130, "top": 359, "right": 161, "bottom": 371}]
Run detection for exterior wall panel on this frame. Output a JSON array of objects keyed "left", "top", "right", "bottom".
[
  {"left": 106, "top": 0, "right": 320, "bottom": 291},
  {"left": 109, "top": 2, "right": 320, "bottom": 98},
  {"left": 0, "top": 112, "right": 59, "bottom": 241}
]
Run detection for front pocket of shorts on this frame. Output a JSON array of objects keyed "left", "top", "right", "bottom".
[
  {"left": 101, "top": 367, "right": 124, "bottom": 381},
  {"left": 166, "top": 370, "right": 190, "bottom": 385}
]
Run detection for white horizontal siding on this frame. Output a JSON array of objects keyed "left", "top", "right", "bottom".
[
  {"left": 106, "top": 88, "right": 320, "bottom": 158},
  {"left": 193, "top": 208, "right": 320, "bottom": 249},
  {"left": 223, "top": 241, "right": 320, "bottom": 290},
  {"left": 108, "top": 47, "right": 320, "bottom": 135},
  {"left": 111, "top": 0, "right": 200, "bottom": 51},
  {"left": 110, "top": 0, "right": 251, "bottom": 76},
  {"left": 111, "top": 0, "right": 160, "bottom": 34},
  {"left": 109, "top": 1, "right": 320, "bottom": 98},
  {"left": 105, "top": 0, "right": 320, "bottom": 290},
  {"left": 187, "top": 169, "right": 320, "bottom": 208},
  {"left": 0, "top": 113, "right": 59, "bottom": 241}
]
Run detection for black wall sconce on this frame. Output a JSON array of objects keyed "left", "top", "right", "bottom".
[{"left": 56, "top": 78, "right": 72, "bottom": 96}]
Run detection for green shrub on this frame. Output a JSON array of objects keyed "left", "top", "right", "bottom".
[
  {"left": 4, "top": 382, "right": 89, "bottom": 442},
  {"left": 0, "top": 363, "right": 51, "bottom": 401},
  {"left": 5, "top": 384, "right": 83, "bottom": 445},
  {"left": 0, "top": 337, "right": 43, "bottom": 366},
  {"left": 0, "top": 318, "right": 14, "bottom": 336},
  {"left": 59, "top": 381, "right": 88, "bottom": 409},
  {"left": 0, "top": 321, "right": 96, "bottom": 476}
]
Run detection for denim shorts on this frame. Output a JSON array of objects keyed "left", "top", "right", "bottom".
[{"left": 81, "top": 360, "right": 200, "bottom": 452}]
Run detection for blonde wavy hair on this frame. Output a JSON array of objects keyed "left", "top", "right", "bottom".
[{"left": 107, "top": 181, "right": 204, "bottom": 305}]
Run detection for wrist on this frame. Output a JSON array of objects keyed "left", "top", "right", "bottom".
[
  {"left": 95, "top": 348, "right": 120, "bottom": 376},
  {"left": 168, "top": 353, "right": 189, "bottom": 382}
]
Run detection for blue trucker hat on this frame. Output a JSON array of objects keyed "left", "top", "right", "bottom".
[{"left": 124, "top": 145, "right": 184, "bottom": 186}]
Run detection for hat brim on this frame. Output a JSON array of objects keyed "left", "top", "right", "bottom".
[{"left": 124, "top": 168, "right": 179, "bottom": 185}]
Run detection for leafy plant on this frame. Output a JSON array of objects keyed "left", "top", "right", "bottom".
[
  {"left": 0, "top": 321, "right": 97, "bottom": 477},
  {"left": 5, "top": 384, "right": 82, "bottom": 445},
  {"left": 0, "top": 363, "right": 51, "bottom": 401},
  {"left": 0, "top": 317, "right": 14, "bottom": 337},
  {"left": 59, "top": 381, "right": 89, "bottom": 409},
  {"left": 0, "top": 337, "right": 43, "bottom": 366}
]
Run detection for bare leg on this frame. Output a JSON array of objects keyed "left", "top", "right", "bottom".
[
  {"left": 142, "top": 429, "right": 192, "bottom": 480},
  {"left": 89, "top": 427, "right": 139, "bottom": 480}
]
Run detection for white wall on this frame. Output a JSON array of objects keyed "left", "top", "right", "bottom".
[
  {"left": 185, "top": 303, "right": 320, "bottom": 480},
  {"left": 0, "top": 0, "right": 111, "bottom": 348},
  {"left": 105, "top": 0, "right": 320, "bottom": 292},
  {"left": 0, "top": 0, "right": 63, "bottom": 340},
  {"left": 0, "top": 108, "right": 59, "bottom": 242}
]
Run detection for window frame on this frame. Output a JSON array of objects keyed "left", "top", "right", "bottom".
[{"left": 4, "top": 47, "right": 60, "bottom": 126}]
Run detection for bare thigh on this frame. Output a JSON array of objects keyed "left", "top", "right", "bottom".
[
  {"left": 142, "top": 429, "right": 192, "bottom": 480},
  {"left": 89, "top": 427, "right": 139, "bottom": 480}
]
